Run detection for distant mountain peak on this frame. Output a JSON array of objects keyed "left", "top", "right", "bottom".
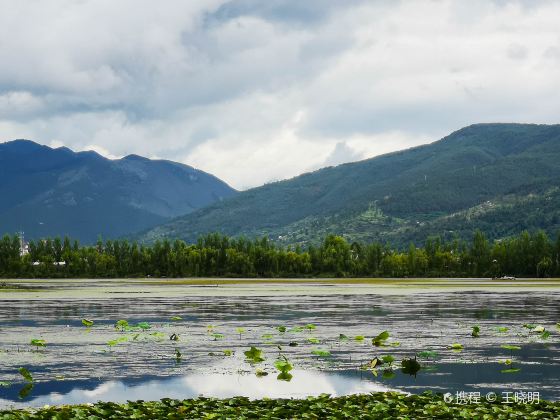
[{"left": 0, "top": 139, "right": 237, "bottom": 243}]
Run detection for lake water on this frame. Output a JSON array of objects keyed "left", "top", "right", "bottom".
[{"left": 1, "top": 279, "right": 559, "bottom": 408}]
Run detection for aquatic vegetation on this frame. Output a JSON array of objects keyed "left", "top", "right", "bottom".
[
  {"left": 136, "top": 322, "right": 151, "bottom": 331},
  {"left": 401, "top": 358, "right": 421, "bottom": 376},
  {"left": 29, "top": 339, "right": 46, "bottom": 350},
  {"left": 244, "top": 347, "right": 265, "bottom": 363},
  {"left": 261, "top": 333, "right": 274, "bottom": 341},
  {"left": 532, "top": 325, "right": 545, "bottom": 333},
  {"left": 354, "top": 335, "right": 365, "bottom": 342},
  {"left": 18, "top": 368, "right": 33, "bottom": 383},
  {"left": 107, "top": 336, "right": 129, "bottom": 347},
  {"left": 223, "top": 350, "right": 233, "bottom": 356},
  {"left": 211, "top": 333, "right": 224, "bottom": 341},
  {"left": 372, "top": 331, "right": 390, "bottom": 347},
  {"left": 497, "top": 326, "right": 509, "bottom": 333},
  {"left": 255, "top": 368, "right": 268, "bottom": 377},
  {"left": 471, "top": 325, "right": 480, "bottom": 337},
  {"left": 115, "top": 320, "right": 129, "bottom": 331},
  {"left": 449, "top": 343, "right": 463, "bottom": 350},
  {"left": 311, "top": 349, "right": 331, "bottom": 357},
  {"left": 149, "top": 332, "right": 166, "bottom": 341},
  {"left": 501, "top": 368, "right": 521, "bottom": 374},
  {"left": 338, "top": 334, "right": 349, "bottom": 341},
  {"left": 501, "top": 344, "right": 521, "bottom": 351},
  {"left": 3, "top": 393, "right": 558, "bottom": 420},
  {"left": 175, "top": 348, "right": 182, "bottom": 362},
  {"left": 170, "top": 316, "right": 182, "bottom": 321},
  {"left": 276, "top": 326, "right": 287, "bottom": 333},
  {"left": 169, "top": 333, "right": 179, "bottom": 341},
  {"left": 274, "top": 356, "right": 293, "bottom": 381},
  {"left": 381, "top": 355, "right": 395, "bottom": 367},
  {"left": 236, "top": 327, "right": 246, "bottom": 339},
  {"left": 307, "top": 337, "right": 320, "bottom": 344},
  {"left": 541, "top": 330, "right": 551, "bottom": 339},
  {"left": 81, "top": 319, "right": 94, "bottom": 327},
  {"left": 304, "top": 324, "right": 316, "bottom": 331},
  {"left": 417, "top": 350, "right": 439, "bottom": 360}
]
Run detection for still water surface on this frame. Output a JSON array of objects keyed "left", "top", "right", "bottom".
[{"left": 1, "top": 284, "right": 559, "bottom": 408}]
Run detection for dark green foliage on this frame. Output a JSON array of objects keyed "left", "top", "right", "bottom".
[
  {"left": 1, "top": 392, "right": 559, "bottom": 419},
  {"left": 2, "top": 228, "right": 560, "bottom": 278},
  {"left": 139, "top": 123, "right": 560, "bottom": 248}
]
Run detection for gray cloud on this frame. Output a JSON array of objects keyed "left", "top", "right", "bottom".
[{"left": 0, "top": 0, "right": 559, "bottom": 189}]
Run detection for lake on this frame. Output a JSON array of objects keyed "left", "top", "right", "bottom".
[{"left": 1, "top": 278, "right": 559, "bottom": 408}]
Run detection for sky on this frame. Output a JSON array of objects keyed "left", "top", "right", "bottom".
[{"left": 1, "top": 0, "right": 559, "bottom": 189}]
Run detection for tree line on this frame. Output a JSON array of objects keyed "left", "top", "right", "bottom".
[{"left": 1, "top": 230, "right": 559, "bottom": 278}]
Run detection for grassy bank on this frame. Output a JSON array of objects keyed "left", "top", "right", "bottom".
[{"left": 1, "top": 392, "right": 559, "bottom": 419}]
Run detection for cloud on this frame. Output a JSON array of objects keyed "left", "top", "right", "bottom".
[
  {"left": 323, "top": 142, "right": 364, "bottom": 167},
  {"left": 0, "top": 0, "right": 559, "bottom": 189}
]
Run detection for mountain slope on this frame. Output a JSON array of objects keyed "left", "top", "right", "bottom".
[
  {"left": 0, "top": 140, "right": 236, "bottom": 242},
  {"left": 139, "top": 123, "right": 560, "bottom": 246}
]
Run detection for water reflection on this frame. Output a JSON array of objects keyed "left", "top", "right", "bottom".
[{"left": 0, "top": 371, "right": 393, "bottom": 409}]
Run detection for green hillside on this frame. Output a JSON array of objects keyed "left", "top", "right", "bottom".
[{"left": 139, "top": 123, "right": 560, "bottom": 247}]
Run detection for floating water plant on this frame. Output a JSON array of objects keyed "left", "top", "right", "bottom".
[
  {"left": 338, "top": 334, "right": 349, "bottom": 341},
  {"left": 115, "top": 320, "right": 129, "bottom": 331},
  {"left": 170, "top": 316, "right": 182, "bottom": 321},
  {"left": 136, "top": 322, "right": 151, "bottom": 331},
  {"left": 276, "top": 326, "right": 287, "bottom": 333},
  {"left": 311, "top": 349, "right": 331, "bottom": 357},
  {"left": 501, "top": 368, "right": 521, "bottom": 374},
  {"left": 372, "top": 331, "right": 390, "bottom": 347},
  {"left": 307, "top": 337, "right": 320, "bottom": 344},
  {"left": 471, "top": 325, "right": 480, "bottom": 337},
  {"left": 223, "top": 350, "right": 233, "bottom": 356},
  {"left": 30, "top": 339, "right": 46, "bottom": 350},
  {"left": 354, "top": 335, "right": 365, "bottom": 342},
  {"left": 236, "top": 327, "right": 246, "bottom": 339},
  {"left": 255, "top": 368, "right": 268, "bottom": 377},
  {"left": 175, "top": 348, "right": 182, "bottom": 362},
  {"left": 500, "top": 344, "right": 521, "bottom": 351},
  {"left": 262, "top": 333, "right": 274, "bottom": 341},
  {"left": 401, "top": 358, "right": 421, "bottom": 376},
  {"left": 541, "top": 330, "right": 551, "bottom": 339},
  {"left": 212, "top": 333, "right": 224, "bottom": 341},
  {"left": 18, "top": 367, "right": 33, "bottom": 383},
  {"left": 381, "top": 355, "right": 395, "bottom": 367},
  {"left": 81, "top": 319, "right": 94, "bottom": 327},
  {"left": 497, "top": 327, "right": 509, "bottom": 333},
  {"left": 244, "top": 346, "right": 265, "bottom": 363},
  {"left": 107, "top": 336, "right": 129, "bottom": 347},
  {"left": 149, "top": 332, "right": 166, "bottom": 341},
  {"left": 449, "top": 343, "right": 463, "bottom": 350},
  {"left": 417, "top": 350, "right": 439, "bottom": 360},
  {"left": 274, "top": 356, "right": 293, "bottom": 381}
]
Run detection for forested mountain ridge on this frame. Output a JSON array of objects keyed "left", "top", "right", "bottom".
[
  {"left": 138, "top": 123, "right": 560, "bottom": 247},
  {"left": 0, "top": 140, "right": 236, "bottom": 243}
]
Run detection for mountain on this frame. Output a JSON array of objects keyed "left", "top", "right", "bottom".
[
  {"left": 138, "top": 123, "right": 560, "bottom": 247},
  {"left": 0, "top": 140, "right": 236, "bottom": 243}
]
